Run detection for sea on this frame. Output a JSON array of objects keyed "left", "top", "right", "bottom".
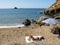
[{"left": 0, "top": 8, "right": 46, "bottom": 28}]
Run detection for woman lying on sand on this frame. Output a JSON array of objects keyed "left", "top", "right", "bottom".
[{"left": 28, "top": 34, "right": 44, "bottom": 41}]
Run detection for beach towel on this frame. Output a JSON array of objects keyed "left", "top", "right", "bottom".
[{"left": 25, "top": 36, "right": 44, "bottom": 43}]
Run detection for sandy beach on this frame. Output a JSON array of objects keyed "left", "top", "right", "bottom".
[
  {"left": 0, "top": 0, "right": 59, "bottom": 45},
  {"left": 0, "top": 24, "right": 60, "bottom": 45}
]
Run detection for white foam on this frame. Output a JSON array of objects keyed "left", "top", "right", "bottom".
[{"left": 0, "top": 24, "right": 24, "bottom": 28}]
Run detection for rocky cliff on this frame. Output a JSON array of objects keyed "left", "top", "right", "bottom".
[{"left": 44, "top": 0, "right": 60, "bottom": 17}]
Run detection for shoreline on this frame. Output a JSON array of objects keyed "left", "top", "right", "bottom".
[{"left": 0, "top": 24, "right": 24, "bottom": 28}]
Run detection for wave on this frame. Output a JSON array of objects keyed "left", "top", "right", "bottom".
[{"left": 0, "top": 24, "right": 24, "bottom": 28}]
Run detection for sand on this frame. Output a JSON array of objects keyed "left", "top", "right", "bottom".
[{"left": 0, "top": 24, "right": 60, "bottom": 45}]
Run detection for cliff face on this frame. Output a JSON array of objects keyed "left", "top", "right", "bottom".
[{"left": 44, "top": 0, "right": 60, "bottom": 17}]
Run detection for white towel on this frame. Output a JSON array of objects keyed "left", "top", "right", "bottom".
[{"left": 25, "top": 36, "right": 44, "bottom": 43}]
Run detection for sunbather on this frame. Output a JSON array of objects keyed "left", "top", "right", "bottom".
[{"left": 29, "top": 34, "right": 44, "bottom": 41}]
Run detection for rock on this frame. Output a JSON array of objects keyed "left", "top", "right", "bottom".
[
  {"left": 54, "top": 16, "right": 60, "bottom": 22},
  {"left": 55, "top": 16, "right": 60, "bottom": 19},
  {"left": 31, "top": 19, "right": 37, "bottom": 24},
  {"left": 14, "top": 7, "right": 18, "bottom": 9},
  {"left": 23, "top": 19, "right": 31, "bottom": 26},
  {"left": 40, "top": 11, "right": 44, "bottom": 14},
  {"left": 44, "top": 0, "right": 60, "bottom": 17},
  {"left": 50, "top": 24, "right": 60, "bottom": 34},
  {"left": 36, "top": 16, "right": 49, "bottom": 24}
]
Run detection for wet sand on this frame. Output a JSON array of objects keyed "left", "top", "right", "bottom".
[{"left": 0, "top": 24, "right": 60, "bottom": 45}]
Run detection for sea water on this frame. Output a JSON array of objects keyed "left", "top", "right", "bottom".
[{"left": 0, "top": 8, "right": 46, "bottom": 28}]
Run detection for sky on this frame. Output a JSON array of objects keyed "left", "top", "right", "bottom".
[{"left": 0, "top": 0, "right": 55, "bottom": 8}]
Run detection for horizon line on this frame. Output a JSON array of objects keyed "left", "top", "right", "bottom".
[{"left": 0, "top": 7, "right": 46, "bottom": 9}]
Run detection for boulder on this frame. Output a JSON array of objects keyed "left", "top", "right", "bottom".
[
  {"left": 55, "top": 16, "right": 60, "bottom": 19},
  {"left": 31, "top": 19, "right": 37, "bottom": 24},
  {"left": 37, "top": 16, "right": 49, "bottom": 24},
  {"left": 54, "top": 16, "right": 60, "bottom": 22},
  {"left": 40, "top": 11, "right": 44, "bottom": 14},
  {"left": 50, "top": 24, "right": 60, "bottom": 34},
  {"left": 23, "top": 19, "right": 31, "bottom": 26}
]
